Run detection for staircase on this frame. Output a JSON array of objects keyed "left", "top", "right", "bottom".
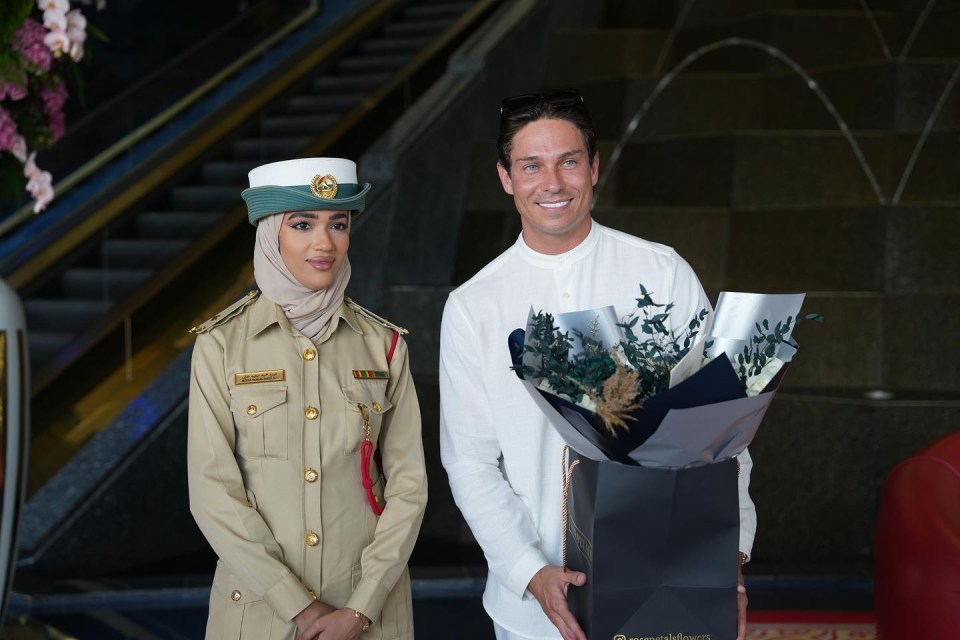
[
  {"left": 15, "top": 0, "right": 479, "bottom": 394},
  {"left": 380, "top": 0, "right": 960, "bottom": 576}
]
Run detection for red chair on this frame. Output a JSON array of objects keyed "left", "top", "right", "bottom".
[{"left": 874, "top": 430, "right": 960, "bottom": 639}]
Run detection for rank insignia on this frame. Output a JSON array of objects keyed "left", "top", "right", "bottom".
[
  {"left": 310, "top": 173, "right": 338, "bottom": 199},
  {"left": 353, "top": 370, "right": 389, "bottom": 380}
]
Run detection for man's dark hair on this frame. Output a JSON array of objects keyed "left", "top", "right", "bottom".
[{"left": 496, "top": 89, "right": 597, "bottom": 170}]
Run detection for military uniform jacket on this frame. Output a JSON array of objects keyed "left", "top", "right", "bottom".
[{"left": 188, "top": 293, "right": 427, "bottom": 639}]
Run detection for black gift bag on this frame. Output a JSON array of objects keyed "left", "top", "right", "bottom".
[{"left": 565, "top": 454, "right": 740, "bottom": 640}]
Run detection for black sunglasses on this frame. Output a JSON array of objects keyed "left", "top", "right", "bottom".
[{"left": 499, "top": 89, "right": 585, "bottom": 117}]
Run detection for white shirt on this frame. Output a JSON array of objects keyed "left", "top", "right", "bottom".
[{"left": 439, "top": 221, "right": 756, "bottom": 639}]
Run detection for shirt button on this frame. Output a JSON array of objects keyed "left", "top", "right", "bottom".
[
  {"left": 372, "top": 402, "right": 382, "bottom": 412},
  {"left": 305, "top": 532, "right": 320, "bottom": 547},
  {"left": 304, "top": 468, "right": 318, "bottom": 483},
  {"left": 231, "top": 590, "right": 241, "bottom": 601},
  {"left": 246, "top": 405, "right": 257, "bottom": 416},
  {"left": 304, "top": 406, "right": 319, "bottom": 420},
  {"left": 303, "top": 348, "right": 317, "bottom": 361},
  {"left": 307, "top": 590, "right": 318, "bottom": 601}
]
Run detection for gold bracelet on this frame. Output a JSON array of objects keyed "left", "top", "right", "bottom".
[{"left": 353, "top": 609, "right": 370, "bottom": 632}]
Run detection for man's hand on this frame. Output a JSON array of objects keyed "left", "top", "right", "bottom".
[
  {"left": 527, "top": 565, "right": 587, "bottom": 640},
  {"left": 293, "top": 601, "right": 337, "bottom": 639},
  {"left": 736, "top": 555, "right": 748, "bottom": 640}
]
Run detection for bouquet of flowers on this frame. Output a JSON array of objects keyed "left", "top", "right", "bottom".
[
  {"left": 508, "top": 286, "right": 820, "bottom": 639},
  {"left": 1, "top": 0, "right": 105, "bottom": 214},
  {"left": 508, "top": 287, "right": 818, "bottom": 467}
]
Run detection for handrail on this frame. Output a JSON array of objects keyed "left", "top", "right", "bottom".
[
  {"left": 0, "top": 3, "right": 319, "bottom": 240},
  {"left": 22, "top": 0, "right": 501, "bottom": 398},
  {"left": 5, "top": 0, "right": 397, "bottom": 291}
]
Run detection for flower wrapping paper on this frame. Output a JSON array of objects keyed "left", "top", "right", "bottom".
[{"left": 508, "top": 291, "right": 806, "bottom": 468}]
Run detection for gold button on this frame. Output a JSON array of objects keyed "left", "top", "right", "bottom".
[
  {"left": 231, "top": 590, "right": 241, "bottom": 601},
  {"left": 305, "top": 406, "right": 319, "bottom": 420},
  {"left": 307, "top": 590, "right": 317, "bottom": 601},
  {"left": 303, "top": 348, "right": 317, "bottom": 361},
  {"left": 305, "top": 531, "right": 320, "bottom": 547},
  {"left": 246, "top": 405, "right": 257, "bottom": 416},
  {"left": 304, "top": 468, "right": 318, "bottom": 483},
  {"left": 372, "top": 402, "right": 382, "bottom": 412}
]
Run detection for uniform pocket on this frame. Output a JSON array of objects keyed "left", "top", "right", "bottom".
[
  {"left": 342, "top": 381, "right": 393, "bottom": 456},
  {"left": 230, "top": 386, "right": 288, "bottom": 460},
  {"left": 208, "top": 562, "right": 277, "bottom": 639}
]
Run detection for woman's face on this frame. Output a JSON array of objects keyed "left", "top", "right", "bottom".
[{"left": 278, "top": 209, "right": 350, "bottom": 291}]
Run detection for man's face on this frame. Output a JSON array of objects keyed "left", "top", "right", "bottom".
[{"left": 497, "top": 118, "right": 599, "bottom": 255}]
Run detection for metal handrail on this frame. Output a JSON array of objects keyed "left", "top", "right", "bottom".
[{"left": 0, "top": 3, "right": 319, "bottom": 240}]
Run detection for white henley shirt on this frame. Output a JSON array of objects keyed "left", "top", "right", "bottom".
[{"left": 439, "top": 221, "right": 757, "bottom": 639}]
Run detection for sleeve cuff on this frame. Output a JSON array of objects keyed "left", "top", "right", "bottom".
[
  {"left": 346, "top": 576, "right": 390, "bottom": 622},
  {"left": 263, "top": 571, "right": 314, "bottom": 621},
  {"left": 505, "top": 549, "right": 549, "bottom": 601}
]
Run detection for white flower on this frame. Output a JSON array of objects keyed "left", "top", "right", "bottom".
[
  {"left": 38, "top": 0, "right": 69, "bottom": 12},
  {"left": 11, "top": 135, "right": 28, "bottom": 163},
  {"left": 43, "top": 7, "right": 68, "bottom": 31},
  {"left": 24, "top": 154, "right": 54, "bottom": 213},
  {"left": 744, "top": 357, "right": 784, "bottom": 396},
  {"left": 68, "top": 40, "right": 84, "bottom": 61},
  {"left": 66, "top": 8, "right": 86, "bottom": 29},
  {"left": 43, "top": 29, "right": 70, "bottom": 54}
]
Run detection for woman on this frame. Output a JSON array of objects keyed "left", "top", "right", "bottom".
[{"left": 188, "top": 157, "right": 427, "bottom": 640}]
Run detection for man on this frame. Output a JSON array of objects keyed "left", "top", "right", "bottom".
[{"left": 439, "top": 90, "right": 755, "bottom": 640}]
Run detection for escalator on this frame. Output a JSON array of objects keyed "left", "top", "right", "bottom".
[{"left": 0, "top": 0, "right": 499, "bottom": 498}]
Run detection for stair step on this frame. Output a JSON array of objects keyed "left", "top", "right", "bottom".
[
  {"left": 27, "top": 330, "right": 74, "bottom": 372},
  {"left": 359, "top": 36, "right": 431, "bottom": 55},
  {"left": 231, "top": 137, "right": 312, "bottom": 160},
  {"left": 201, "top": 162, "right": 258, "bottom": 185},
  {"left": 169, "top": 186, "right": 239, "bottom": 211},
  {"left": 261, "top": 114, "right": 339, "bottom": 136},
  {"left": 311, "top": 73, "right": 390, "bottom": 92},
  {"left": 101, "top": 238, "right": 189, "bottom": 269},
  {"left": 383, "top": 19, "right": 449, "bottom": 37},
  {"left": 404, "top": 3, "right": 469, "bottom": 20},
  {"left": 337, "top": 55, "right": 408, "bottom": 74},
  {"left": 286, "top": 93, "right": 364, "bottom": 114},
  {"left": 136, "top": 211, "right": 222, "bottom": 238},
  {"left": 61, "top": 268, "right": 153, "bottom": 300},
  {"left": 25, "top": 299, "right": 112, "bottom": 332}
]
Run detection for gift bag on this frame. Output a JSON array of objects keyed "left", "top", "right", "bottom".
[{"left": 565, "top": 454, "right": 740, "bottom": 640}]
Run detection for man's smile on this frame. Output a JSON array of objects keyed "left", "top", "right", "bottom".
[{"left": 538, "top": 199, "right": 572, "bottom": 209}]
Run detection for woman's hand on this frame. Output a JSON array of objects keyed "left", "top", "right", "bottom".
[
  {"left": 297, "top": 606, "right": 369, "bottom": 640},
  {"left": 294, "top": 601, "right": 336, "bottom": 637}
]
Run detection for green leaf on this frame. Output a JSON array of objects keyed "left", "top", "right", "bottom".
[{"left": 0, "top": 0, "right": 33, "bottom": 42}]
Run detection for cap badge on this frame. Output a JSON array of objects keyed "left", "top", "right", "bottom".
[{"left": 310, "top": 174, "right": 338, "bottom": 199}]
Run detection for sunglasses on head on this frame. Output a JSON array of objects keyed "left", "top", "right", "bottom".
[{"left": 499, "top": 89, "right": 585, "bottom": 117}]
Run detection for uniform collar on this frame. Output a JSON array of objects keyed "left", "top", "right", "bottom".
[
  {"left": 247, "top": 294, "right": 363, "bottom": 340},
  {"left": 516, "top": 219, "right": 600, "bottom": 268}
]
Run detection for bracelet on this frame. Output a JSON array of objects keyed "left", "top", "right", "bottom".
[{"left": 353, "top": 609, "right": 370, "bottom": 632}]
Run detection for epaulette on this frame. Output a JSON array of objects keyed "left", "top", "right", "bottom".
[
  {"left": 189, "top": 290, "right": 260, "bottom": 334},
  {"left": 345, "top": 296, "right": 409, "bottom": 335}
]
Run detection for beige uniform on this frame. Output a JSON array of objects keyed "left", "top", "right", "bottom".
[{"left": 188, "top": 292, "right": 427, "bottom": 639}]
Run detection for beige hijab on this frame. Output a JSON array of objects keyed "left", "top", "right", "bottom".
[{"left": 253, "top": 212, "right": 351, "bottom": 343}]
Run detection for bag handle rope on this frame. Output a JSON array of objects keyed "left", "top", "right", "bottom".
[{"left": 561, "top": 445, "right": 580, "bottom": 570}]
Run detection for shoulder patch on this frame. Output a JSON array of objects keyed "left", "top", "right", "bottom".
[
  {"left": 345, "top": 297, "right": 409, "bottom": 335},
  {"left": 189, "top": 290, "right": 260, "bottom": 334}
]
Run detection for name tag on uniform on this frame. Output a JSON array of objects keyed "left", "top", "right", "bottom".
[
  {"left": 235, "top": 369, "right": 286, "bottom": 385},
  {"left": 353, "top": 370, "right": 389, "bottom": 380}
]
